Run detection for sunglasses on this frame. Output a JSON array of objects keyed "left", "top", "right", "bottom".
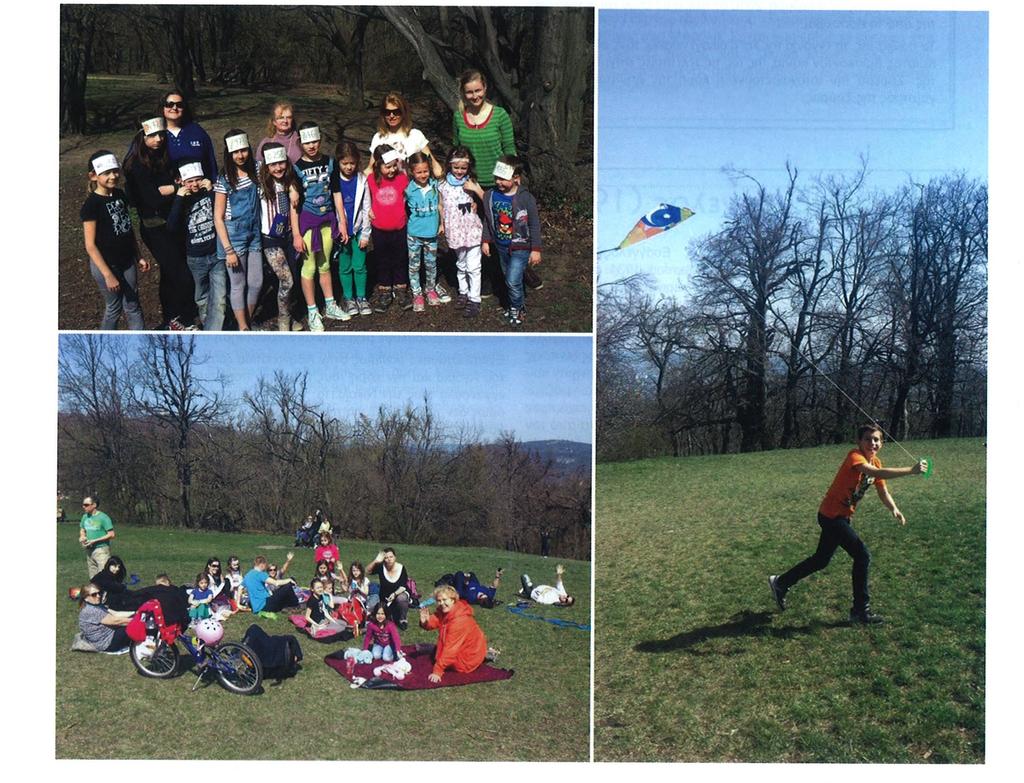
[
  {"left": 164, "top": 101, "right": 185, "bottom": 109},
  {"left": 383, "top": 108, "right": 402, "bottom": 117},
  {"left": 85, "top": 591, "right": 101, "bottom": 598}
]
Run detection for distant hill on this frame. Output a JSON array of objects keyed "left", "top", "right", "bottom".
[{"left": 520, "top": 440, "right": 592, "bottom": 476}]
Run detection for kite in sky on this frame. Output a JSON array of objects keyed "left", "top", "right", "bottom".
[{"left": 598, "top": 204, "right": 695, "bottom": 255}]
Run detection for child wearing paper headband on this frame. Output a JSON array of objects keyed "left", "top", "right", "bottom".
[
  {"left": 124, "top": 116, "right": 196, "bottom": 331},
  {"left": 167, "top": 159, "right": 223, "bottom": 331},
  {"left": 367, "top": 145, "right": 411, "bottom": 313},
  {"left": 80, "top": 150, "right": 150, "bottom": 329},
  {"left": 480, "top": 155, "right": 542, "bottom": 327},
  {"left": 257, "top": 142, "right": 303, "bottom": 332},
  {"left": 213, "top": 129, "right": 262, "bottom": 330},
  {"left": 438, "top": 146, "right": 486, "bottom": 318},
  {"left": 293, "top": 122, "right": 351, "bottom": 331}
]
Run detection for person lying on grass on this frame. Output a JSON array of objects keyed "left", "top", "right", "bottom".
[
  {"left": 418, "top": 585, "right": 488, "bottom": 683},
  {"left": 436, "top": 568, "right": 504, "bottom": 608},
  {"left": 518, "top": 563, "right": 575, "bottom": 606},
  {"left": 769, "top": 424, "right": 928, "bottom": 625}
]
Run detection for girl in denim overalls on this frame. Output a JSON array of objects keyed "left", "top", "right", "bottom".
[{"left": 213, "top": 129, "right": 262, "bottom": 331}]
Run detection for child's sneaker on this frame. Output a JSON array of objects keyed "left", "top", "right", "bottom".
[
  {"left": 463, "top": 301, "right": 480, "bottom": 318},
  {"left": 455, "top": 293, "right": 468, "bottom": 310},
  {"left": 344, "top": 298, "right": 359, "bottom": 316},
  {"left": 506, "top": 307, "right": 523, "bottom": 326},
  {"left": 324, "top": 301, "right": 352, "bottom": 321},
  {"left": 356, "top": 297, "right": 373, "bottom": 316},
  {"left": 768, "top": 575, "right": 786, "bottom": 611},
  {"left": 398, "top": 288, "right": 415, "bottom": 311},
  {"left": 308, "top": 311, "right": 324, "bottom": 332},
  {"left": 524, "top": 266, "right": 544, "bottom": 290},
  {"left": 434, "top": 282, "right": 452, "bottom": 303},
  {"left": 412, "top": 293, "right": 425, "bottom": 312},
  {"left": 372, "top": 289, "right": 393, "bottom": 313},
  {"left": 426, "top": 290, "right": 441, "bottom": 306}
]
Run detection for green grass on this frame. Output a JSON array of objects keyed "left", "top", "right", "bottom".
[
  {"left": 594, "top": 437, "right": 985, "bottom": 762},
  {"left": 57, "top": 527, "right": 590, "bottom": 760}
]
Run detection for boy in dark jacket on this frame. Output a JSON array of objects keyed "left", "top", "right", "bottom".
[{"left": 480, "top": 156, "right": 542, "bottom": 326}]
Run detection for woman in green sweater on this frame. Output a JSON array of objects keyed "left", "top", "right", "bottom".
[
  {"left": 453, "top": 69, "right": 543, "bottom": 295},
  {"left": 452, "top": 69, "right": 516, "bottom": 188}
]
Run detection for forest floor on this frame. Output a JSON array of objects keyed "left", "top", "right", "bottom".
[{"left": 59, "top": 76, "right": 593, "bottom": 333}]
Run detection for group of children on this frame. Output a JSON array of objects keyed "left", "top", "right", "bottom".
[{"left": 81, "top": 116, "right": 543, "bottom": 331}]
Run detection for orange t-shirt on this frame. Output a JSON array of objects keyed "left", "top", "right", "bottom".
[{"left": 819, "top": 449, "right": 887, "bottom": 519}]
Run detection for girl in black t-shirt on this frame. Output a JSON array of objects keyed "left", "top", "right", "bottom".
[{"left": 80, "top": 150, "right": 150, "bottom": 329}]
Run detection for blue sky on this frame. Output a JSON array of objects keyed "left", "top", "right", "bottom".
[
  {"left": 60, "top": 334, "right": 593, "bottom": 444},
  {"left": 598, "top": 10, "right": 989, "bottom": 292}
]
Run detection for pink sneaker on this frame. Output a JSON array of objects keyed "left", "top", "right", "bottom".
[
  {"left": 412, "top": 293, "right": 425, "bottom": 312},
  {"left": 426, "top": 290, "right": 441, "bottom": 306}
]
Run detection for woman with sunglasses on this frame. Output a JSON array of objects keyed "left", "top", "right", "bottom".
[
  {"left": 124, "top": 115, "right": 197, "bottom": 330},
  {"left": 158, "top": 90, "right": 218, "bottom": 179},
  {"left": 203, "top": 557, "right": 234, "bottom": 616},
  {"left": 367, "top": 92, "right": 442, "bottom": 178},
  {"left": 77, "top": 582, "right": 134, "bottom": 654}
]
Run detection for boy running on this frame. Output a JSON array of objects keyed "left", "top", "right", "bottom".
[{"left": 769, "top": 425, "right": 926, "bottom": 624}]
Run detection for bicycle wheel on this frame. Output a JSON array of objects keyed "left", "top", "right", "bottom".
[
  {"left": 130, "top": 637, "right": 180, "bottom": 679},
  {"left": 213, "top": 642, "right": 263, "bottom": 695}
]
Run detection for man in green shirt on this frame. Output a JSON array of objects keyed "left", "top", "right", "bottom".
[{"left": 79, "top": 497, "right": 115, "bottom": 577}]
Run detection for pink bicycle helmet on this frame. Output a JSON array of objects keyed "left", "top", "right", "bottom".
[{"left": 194, "top": 618, "right": 224, "bottom": 646}]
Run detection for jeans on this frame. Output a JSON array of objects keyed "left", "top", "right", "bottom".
[
  {"left": 89, "top": 261, "right": 144, "bottom": 330},
  {"left": 407, "top": 235, "right": 438, "bottom": 295},
  {"left": 186, "top": 254, "right": 227, "bottom": 331},
  {"left": 777, "top": 513, "right": 872, "bottom": 612},
  {"left": 495, "top": 245, "right": 529, "bottom": 310},
  {"left": 371, "top": 643, "right": 396, "bottom": 662}
]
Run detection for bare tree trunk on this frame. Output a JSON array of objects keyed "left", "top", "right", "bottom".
[{"left": 60, "top": 5, "right": 96, "bottom": 134}]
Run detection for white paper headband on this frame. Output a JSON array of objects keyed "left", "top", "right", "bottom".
[
  {"left": 91, "top": 154, "right": 119, "bottom": 175},
  {"left": 299, "top": 126, "right": 321, "bottom": 143},
  {"left": 225, "top": 133, "right": 249, "bottom": 153},
  {"left": 492, "top": 161, "right": 516, "bottom": 180}
]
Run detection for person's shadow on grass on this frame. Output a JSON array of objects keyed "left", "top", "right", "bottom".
[{"left": 635, "top": 610, "right": 848, "bottom": 655}]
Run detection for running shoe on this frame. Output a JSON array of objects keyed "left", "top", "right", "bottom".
[
  {"left": 324, "top": 301, "right": 352, "bottom": 321},
  {"left": 413, "top": 293, "right": 425, "bottom": 312},
  {"left": 308, "top": 311, "right": 324, "bottom": 332}
]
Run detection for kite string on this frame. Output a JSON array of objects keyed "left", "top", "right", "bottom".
[{"left": 795, "top": 347, "right": 919, "bottom": 462}]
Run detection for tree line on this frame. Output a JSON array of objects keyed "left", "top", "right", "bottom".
[
  {"left": 59, "top": 5, "right": 593, "bottom": 199},
  {"left": 59, "top": 335, "right": 590, "bottom": 559},
  {"left": 598, "top": 166, "right": 987, "bottom": 461}
]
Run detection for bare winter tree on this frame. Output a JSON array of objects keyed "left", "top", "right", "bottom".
[{"left": 131, "top": 336, "right": 226, "bottom": 527}]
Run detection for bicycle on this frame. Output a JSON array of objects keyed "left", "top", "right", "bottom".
[{"left": 130, "top": 621, "right": 263, "bottom": 695}]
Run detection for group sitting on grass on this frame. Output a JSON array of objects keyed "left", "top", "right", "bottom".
[{"left": 73, "top": 539, "right": 576, "bottom": 683}]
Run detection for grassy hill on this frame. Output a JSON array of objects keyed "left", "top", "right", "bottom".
[
  {"left": 56, "top": 527, "right": 590, "bottom": 761},
  {"left": 594, "top": 437, "right": 985, "bottom": 762}
]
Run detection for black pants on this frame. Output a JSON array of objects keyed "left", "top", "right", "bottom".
[
  {"left": 263, "top": 584, "right": 300, "bottom": 613},
  {"left": 141, "top": 222, "right": 196, "bottom": 323},
  {"left": 777, "top": 513, "right": 871, "bottom": 612},
  {"left": 370, "top": 227, "right": 408, "bottom": 288},
  {"left": 106, "top": 626, "right": 132, "bottom": 652}
]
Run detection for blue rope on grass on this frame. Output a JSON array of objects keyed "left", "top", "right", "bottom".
[{"left": 506, "top": 603, "right": 590, "bottom": 631}]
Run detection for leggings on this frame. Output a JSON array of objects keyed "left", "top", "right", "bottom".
[
  {"left": 336, "top": 240, "right": 368, "bottom": 300},
  {"left": 226, "top": 249, "right": 263, "bottom": 311},
  {"left": 263, "top": 245, "right": 295, "bottom": 315},
  {"left": 370, "top": 226, "right": 408, "bottom": 288},
  {"left": 89, "top": 261, "right": 144, "bottom": 330},
  {"left": 141, "top": 222, "right": 195, "bottom": 323},
  {"left": 301, "top": 224, "right": 333, "bottom": 280}
]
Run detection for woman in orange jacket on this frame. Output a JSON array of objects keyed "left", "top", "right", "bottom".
[{"left": 418, "top": 584, "right": 488, "bottom": 683}]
